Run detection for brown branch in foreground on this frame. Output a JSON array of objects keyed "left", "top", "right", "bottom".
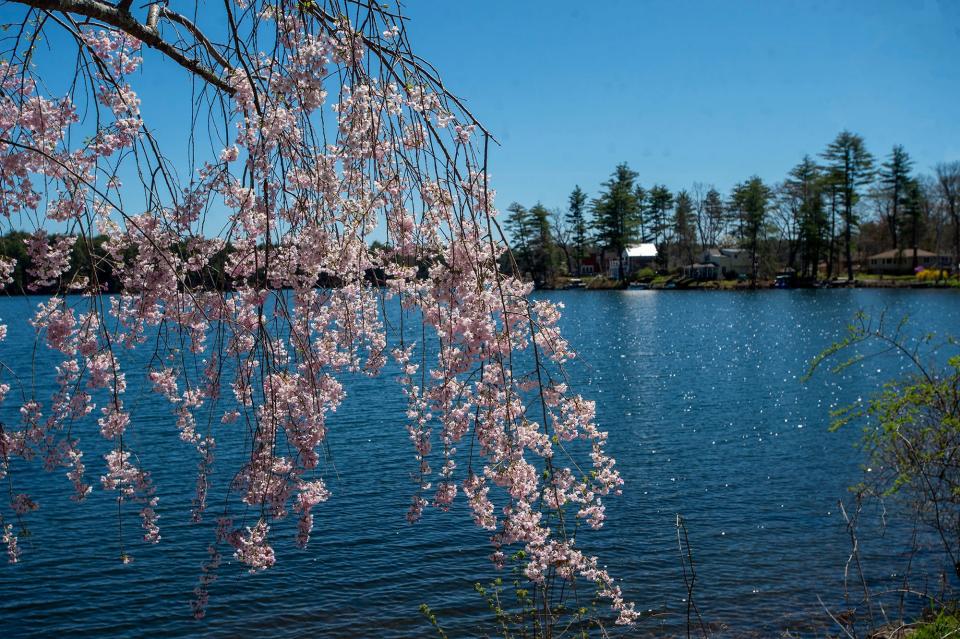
[
  {"left": 157, "top": 6, "right": 233, "bottom": 73},
  {"left": 12, "top": 0, "right": 235, "bottom": 94},
  {"left": 839, "top": 496, "right": 879, "bottom": 628},
  {"left": 676, "top": 514, "right": 708, "bottom": 639}
]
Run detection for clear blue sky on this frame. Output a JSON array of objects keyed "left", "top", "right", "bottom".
[
  {"left": 4, "top": 1, "right": 958, "bottom": 228},
  {"left": 401, "top": 0, "right": 960, "bottom": 210}
]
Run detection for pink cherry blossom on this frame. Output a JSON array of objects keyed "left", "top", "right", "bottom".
[{"left": 0, "top": 2, "right": 634, "bottom": 628}]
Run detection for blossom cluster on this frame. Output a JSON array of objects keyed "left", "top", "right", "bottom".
[{"left": 0, "top": 1, "right": 636, "bottom": 627}]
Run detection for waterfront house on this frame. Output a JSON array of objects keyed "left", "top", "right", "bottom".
[
  {"left": 865, "top": 248, "right": 952, "bottom": 275},
  {"left": 681, "top": 262, "right": 721, "bottom": 280},
  {"left": 702, "top": 247, "right": 751, "bottom": 278},
  {"left": 578, "top": 253, "right": 600, "bottom": 276},
  {"left": 605, "top": 243, "right": 658, "bottom": 279},
  {"left": 625, "top": 243, "right": 658, "bottom": 272}
]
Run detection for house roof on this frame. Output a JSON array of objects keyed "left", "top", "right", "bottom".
[
  {"left": 705, "top": 247, "right": 746, "bottom": 257},
  {"left": 625, "top": 243, "right": 657, "bottom": 258},
  {"left": 868, "top": 248, "right": 941, "bottom": 259}
]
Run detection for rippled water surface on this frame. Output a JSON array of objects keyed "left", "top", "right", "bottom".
[{"left": 1, "top": 289, "right": 959, "bottom": 637}]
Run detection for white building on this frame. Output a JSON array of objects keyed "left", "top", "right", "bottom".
[
  {"left": 606, "top": 243, "right": 658, "bottom": 279},
  {"left": 702, "top": 247, "right": 751, "bottom": 278}
]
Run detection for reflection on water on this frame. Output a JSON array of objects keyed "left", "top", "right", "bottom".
[{"left": 0, "top": 289, "right": 958, "bottom": 637}]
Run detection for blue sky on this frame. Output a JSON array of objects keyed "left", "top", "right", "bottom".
[
  {"left": 3, "top": 0, "right": 958, "bottom": 230},
  {"left": 401, "top": 0, "right": 960, "bottom": 210}
]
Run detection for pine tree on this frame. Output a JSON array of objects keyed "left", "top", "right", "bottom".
[
  {"left": 821, "top": 131, "right": 875, "bottom": 281},
  {"left": 591, "top": 163, "right": 640, "bottom": 281},
  {"left": 646, "top": 185, "right": 674, "bottom": 254},
  {"left": 902, "top": 178, "right": 925, "bottom": 270},
  {"left": 633, "top": 185, "right": 648, "bottom": 241},
  {"left": 785, "top": 156, "right": 826, "bottom": 280},
  {"left": 731, "top": 176, "right": 771, "bottom": 287},
  {"left": 566, "top": 186, "right": 588, "bottom": 273},
  {"left": 879, "top": 145, "right": 913, "bottom": 250},
  {"left": 528, "top": 203, "right": 560, "bottom": 287},
  {"left": 505, "top": 202, "right": 534, "bottom": 275},
  {"left": 702, "top": 187, "right": 727, "bottom": 247},
  {"left": 673, "top": 190, "right": 696, "bottom": 267}
]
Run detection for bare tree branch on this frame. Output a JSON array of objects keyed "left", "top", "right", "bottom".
[
  {"left": 12, "top": 0, "right": 235, "bottom": 93},
  {"left": 157, "top": 6, "right": 233, "bottom": 72}
]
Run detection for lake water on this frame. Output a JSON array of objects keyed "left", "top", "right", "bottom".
[{"left": 1, "top": 289, "right": 958, "bottom": 637}]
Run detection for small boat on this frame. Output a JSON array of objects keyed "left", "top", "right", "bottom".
[{"left": 774, "top": 270, "right": 797, "bottom": 289}]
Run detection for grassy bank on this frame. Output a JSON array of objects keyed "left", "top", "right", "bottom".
[{"left": 554, "top": 275, "right": 960, "bottom": 291}]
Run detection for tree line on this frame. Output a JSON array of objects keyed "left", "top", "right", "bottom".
[
  {"left": 0, "top": 233, "right": 426, "bottom": 295},
  {"left": 4, "top": 130, "right": 958, "bottom": 294},
  {"left": 504, "top": 130, "right": 960, "bottom": 286},
  {"left": 0, "top": 232, "right": 234, "bottom": 295}
]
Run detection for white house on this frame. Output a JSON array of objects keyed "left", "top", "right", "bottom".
[
  {"left": 702, "top": 247, "right": 751, "bottom": 278},
  {"left": 606, "top": 243, "right": 658, "bottom": 279}
]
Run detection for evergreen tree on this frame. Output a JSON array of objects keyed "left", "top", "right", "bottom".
[
  {"left": 591, "top": 163, "right": 641, "bottom": 281},
  {"left": 566, "top": 185, "right": 588, "bottom": 273},
  {"left": 646, "top": 184, "right": 673, "bottom": 252},
  {"left": 702, "top": 187, "right": 727, "bottom": 247},
  {"left": 785, "top": 156, "right": 826, "bottom": 280},
  {"left": 879, "top": 144, "right": 913, "bottom": 250},
  {"left": 633, "top": 185, "right": 648, "bottom": 241},
  {"left": 505, "top": 202, "right": 534, "bottom": 275},
  {"left": 528, "top": 203, "right": 560, "bottom": 287},
  {"left": 673, "top": 189, "right": 696, "bottom": 267},
  {"left": 0, "top": 230, "right": 31, "bottom": 292},
  {"left": 504, "top": 202, "right": 560, "bottom": 286},
  {"left": 731, "top": 176, "right": 771, "bottom": 287},
  {"left": 821, "top": 131, "right": 875, "bottom": 281},
  {"left": 903, "top": 178, "right": 926, "bottom": 269},
  {"left": 820, "top": 168, "right": 844, "bottom": 279}
]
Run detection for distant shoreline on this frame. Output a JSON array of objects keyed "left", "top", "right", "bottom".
[
  {"left": 547, "top": 277, "right": 960, "bottom": 292},
  {"left": 0, "top": 278, "right": 956, "bottom": 300}
]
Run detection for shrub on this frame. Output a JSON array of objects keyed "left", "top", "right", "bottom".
[
  {"left": 912, "top": 608, "right": 960, "bottom": 639},
  {"left": 916, "top": 268, "right": 949, "bottom": 281},
  {"left": 807, "top": 314, "right": 960, "bottom": 579}
]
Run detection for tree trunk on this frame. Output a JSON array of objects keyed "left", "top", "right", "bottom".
[
  {"left": 845, "top": 213, "right": 854, "bottom": 281},
  {"left": 810, "top": 237, "right": 821, "bottom": 282},
  {"left": 889, "top": 183, "right": 899, "bottom": 249},
  {"left": 954, "top": 209, "right": 960, "bottom": 277},
  {"left": 844, "top": 184, "right": 855, "bottom": 282},
  {"left": 912, "top": 218, "right": 919, "bottom": 271},
  {"left": 827, "top": 195, "right": 837, "bottom": 280}
]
